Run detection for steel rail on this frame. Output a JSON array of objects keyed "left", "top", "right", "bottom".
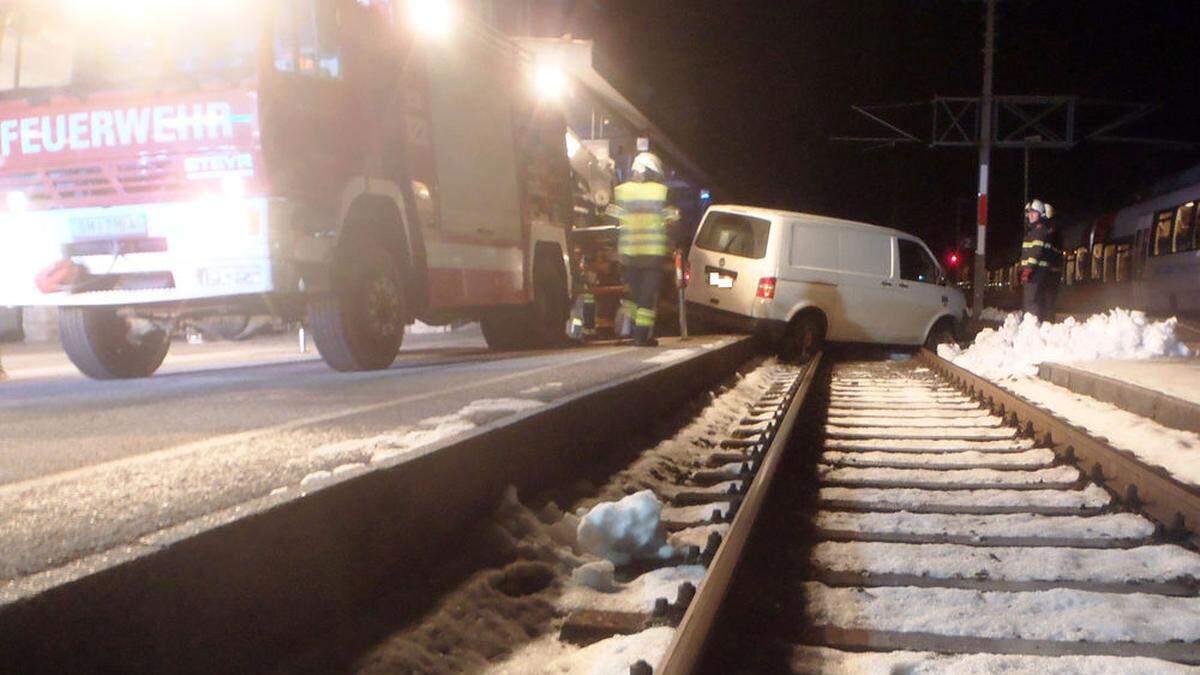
[
  {"left": 655, "top": 353, "right": 823, "bottom": 675},
  {"left": 917, "top": 349, "right": 1200, "bottom": 549}
]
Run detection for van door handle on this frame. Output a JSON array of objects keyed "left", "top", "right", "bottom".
[{"left": 880, "top": 280, "right": 893, "bottom": 287}]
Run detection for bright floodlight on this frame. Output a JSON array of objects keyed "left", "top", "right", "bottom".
[
  {"left": 6, "top": 191, "right": 29, "bottom": 213},
  {"left": 534, "top": 63, "right": 568, "bottom": 100},
  {"left": 408, "top": 0, "right": 452, "bottom": 37}
]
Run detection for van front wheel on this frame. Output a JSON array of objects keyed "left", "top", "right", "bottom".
[{"left": 781, "top": 313, "right": 824, "bottom": 363}]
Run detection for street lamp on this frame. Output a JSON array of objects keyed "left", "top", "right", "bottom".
[
  {"left": 533, "top": 62, "right": 568, "bottom": 100},
  {"left": 407, "top": 0, "right": 452, "bottom": 38}
]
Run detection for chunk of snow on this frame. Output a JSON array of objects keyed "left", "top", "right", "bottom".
[
  {"left": 570, "top": 560, "right": 618, "bottom": 592},
  {"left": 939, "top": 309, "right": 1191, "bottom": 380},
  {"left": 299, "top": 470, "right": 331, "bottom": 486},
  {"left": 576, "top": 490, "right": 674, "bottom": 565},
  {"left": 558, "top": 565, "right": 705, "bottom": 613}
]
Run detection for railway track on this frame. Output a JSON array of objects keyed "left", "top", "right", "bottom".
[{"left": 651, "top": 351, "right": 1200, "bottom": 673}]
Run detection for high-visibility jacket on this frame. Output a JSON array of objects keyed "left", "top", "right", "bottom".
[
  {"left": 1021, "top": 219, "right": 1064, "bottom": 272},
  {"left": 607, "top": 180, "right": 679, "bottom": 259}
]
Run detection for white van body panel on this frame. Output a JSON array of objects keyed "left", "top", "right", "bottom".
[{"left": 685, "top": 205, "right": 966, "bottom": 346}]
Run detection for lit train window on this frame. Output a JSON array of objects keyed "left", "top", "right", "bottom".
[
  {"left": 1153, "top": 210, "right": 1173, "bottom": 256},
  {"left": 1174, "top": 202, "right": 1196, "bottom": 253}
]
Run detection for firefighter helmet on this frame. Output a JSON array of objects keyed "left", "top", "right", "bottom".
[
  {"left": 631, "top": 152, "right": 664, "bottom": 179},
  {"left": 1026, "top": 199, "right": 1054, "bottom": 219}
]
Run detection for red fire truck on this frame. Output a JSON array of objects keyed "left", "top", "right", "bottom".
[{"left": 0, "top": 0, "right": 575, "bottom": 378}]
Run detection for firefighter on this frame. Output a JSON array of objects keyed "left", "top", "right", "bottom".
[
  {"left": 608, "top": 152, "right": 679, "bottom": 346},
  {"left": 1020, "top": 199, "right": 1064, "bottom": 323}
]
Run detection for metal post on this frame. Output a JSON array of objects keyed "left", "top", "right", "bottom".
[
  {"left": 972, "top": 0, "right": 996, "bottom": 315},
  {"left": 1023, "top": 144, "right": 1030, "bottom": 205},
  {"left": 298, "top": 325, "right": 307, "bottom": 353}
]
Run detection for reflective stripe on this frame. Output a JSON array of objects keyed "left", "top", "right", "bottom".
[
  {"left": 1025, "top": 239, "right": 1045, "bottom": 247},
  {"left": 614, "top": 181, "right": 671, "bottom": 257},
  {"left": 634, "top": 307, "right": 657, "bottom": 327}
]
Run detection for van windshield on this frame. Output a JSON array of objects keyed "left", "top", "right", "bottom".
[{"left": 695, "top": 212, "right": 771, "bottom": 259}]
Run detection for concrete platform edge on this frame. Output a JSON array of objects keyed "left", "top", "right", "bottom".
[
  {"left": 0, "top": 337, "right": 756, "bottom": 673},
  {"left": 1037, "top": 361, "right": 1200, "bottom": 435}
]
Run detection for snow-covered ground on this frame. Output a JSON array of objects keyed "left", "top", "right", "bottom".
[{"left": 1003, "top": 376, "right": 1200, "bottom": 487}]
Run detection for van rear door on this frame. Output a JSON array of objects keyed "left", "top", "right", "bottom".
[{"left": 686, "top": 210, "right": 773, "bottom": 318}]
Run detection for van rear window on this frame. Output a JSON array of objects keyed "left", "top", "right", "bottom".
[{"left": 695, "top": 212, "right": 771, "bottom": 259}]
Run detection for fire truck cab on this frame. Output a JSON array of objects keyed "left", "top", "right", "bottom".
[{"left": 0, "top": 0, "right": 573, "bottom": 377}]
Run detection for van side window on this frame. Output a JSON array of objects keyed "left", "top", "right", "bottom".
[
  {"left": 898, "top": 239, "right": 940, "bottom": 284},
  {"left": 839, "top": 230, "right": 891, "bottom": 277},
  {"left": 694, "top": 212, "right": 771, "bottom": 259},
  {"left": 789, "top": 224, "right": 838, "bottom": 269},
  {"left": 275, "top": 0, "right": 342, "bottom": 79}
]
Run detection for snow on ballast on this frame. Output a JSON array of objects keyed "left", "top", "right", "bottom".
[
  {"left": 817, "top": 464, "right": 1080, "bottom": 489},
  {"left": 810, "top": 541, "right": 1200, "bottom": 595},
  {"left": 802, "top": 582, "right": 1200, "bottom": 660},
  {"left": 825, "top": 414, "right": 1004, "bottom": 427},
  {"left": 825, "top": 424, "right": 1016, "bottom": 440},
  {"left": 821, "top": 447, "right": 1056, "bottom": 470},
  {"left": 818, "top": 484, "right": 1113, "bottom": 515},
  {"left": 824, "top": 437, "right": 1036, "bottom": 453},
  {"left": 813, "top": 510, "right": 1155, "bottom": 547}
]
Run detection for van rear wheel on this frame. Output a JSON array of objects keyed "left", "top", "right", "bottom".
[
  {"left": 781, "top": 313, "right": 824, "bottom": 363},
  {"left": 59, "top": 307, "right": 171, "bottom": 379},
  {"left": 309, "top": 247, "right": 405, "bottom": 371}
]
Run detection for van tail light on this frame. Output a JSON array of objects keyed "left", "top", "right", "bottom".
[{"left": 756, "top": 277, "right": 777, "bottom": 300}]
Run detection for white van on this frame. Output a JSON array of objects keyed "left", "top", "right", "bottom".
[{"left": 685, "top": 205, "right": 966, "bottom": 358}]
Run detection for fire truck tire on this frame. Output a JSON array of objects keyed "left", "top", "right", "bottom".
[
  {"left": 529, "top": 253, "right": 570, "bottom": 347},
  {"left": 480, "top": 307, "right": 527, "bottom": 351},
  {"left": 59, "top": 307, "right": 171, "bottom": 380},
  {"left": 308, "top": 248, "right": 405, "bottom": 372},
  {"left": 480, "top": 254, "right": 569, "bottom": 350}
]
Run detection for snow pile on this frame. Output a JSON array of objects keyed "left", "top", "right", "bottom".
[
  {"left": 939, "top": 309, "right": 1191, "bottom": 380},
  {"left": 977, "top": 306, "right": 1013, "bottom": 322},
  {"left": 576, "top": 490, "right": 674, "bottom": 565}
]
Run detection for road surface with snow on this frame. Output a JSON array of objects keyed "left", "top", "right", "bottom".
[{"left": 0, "top": 328, "right": 739, "bottom": 583}]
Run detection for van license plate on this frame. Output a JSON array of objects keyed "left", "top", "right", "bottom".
[{"left": 709, "top": 272, "right": 734, "bottom": 288}]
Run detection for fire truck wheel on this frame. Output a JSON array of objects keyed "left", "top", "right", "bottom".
[
  {"left": 308, "top": 248, "right": 405, "bottom": 371},
  {"left": 480, "top": 307, "right": 527, "bottom": 351},
  {"left": 529, "top": 254, "right": 570, "bottom": 347},
  {"left": 59, "top": 307, "right": 171, "bottom": 380},
  {"left": 481, "top": 253, "right": 569, "bottom": 351}
]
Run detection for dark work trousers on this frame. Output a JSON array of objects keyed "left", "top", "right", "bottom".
[
  {"left": 622, "top": 256, "right": 665, "bottom": 344},
  {"left": 1022, "top": 268, "right": 1060, "bottom": 323}
]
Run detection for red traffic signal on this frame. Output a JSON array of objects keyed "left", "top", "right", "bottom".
[{"left": 947, "top": 252, "right": 960, "bottom": 267}]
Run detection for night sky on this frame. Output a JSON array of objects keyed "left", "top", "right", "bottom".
[{"left": 562, "top": 1, "right": 1200, "bottom": 263}]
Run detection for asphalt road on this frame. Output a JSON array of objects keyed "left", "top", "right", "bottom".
[{"left": 0, "top": 328, "right": 737, "bottom": 584}]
